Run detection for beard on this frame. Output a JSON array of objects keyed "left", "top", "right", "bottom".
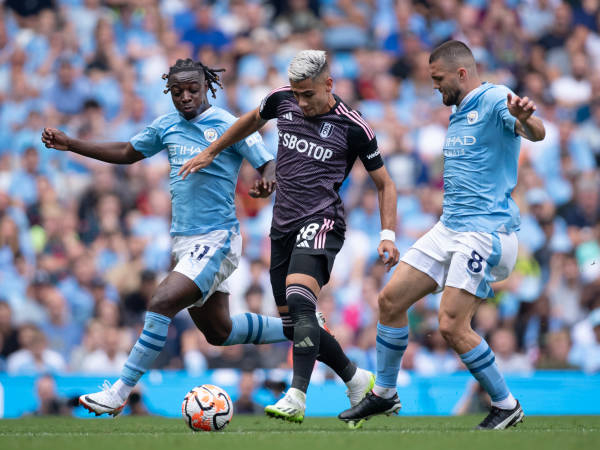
[{"left": 442, "top": 88, "right": 460, "bottom": 106}]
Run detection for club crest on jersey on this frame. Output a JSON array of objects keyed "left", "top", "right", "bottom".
[
  {"left": 204, "top": 128, "right": 218, "bottom": 142},
  {"left": 319, "top": 122, "right": 334, "bottom": 138},
  {"left": 467, "top": 111, "right": 479, "bottom": 124}
]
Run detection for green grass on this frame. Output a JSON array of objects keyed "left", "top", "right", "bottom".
[{"left": 1, "top": 416, "right": 599, "bottom": 450}]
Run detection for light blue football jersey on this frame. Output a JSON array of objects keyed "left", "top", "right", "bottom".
[
  {"left": 130, "top": 106, "right": 273, "bottom": 236},
  {"left": 441, "top": 82, "right": 521, "bottom": 233}
]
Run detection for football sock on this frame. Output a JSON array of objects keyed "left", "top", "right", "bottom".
[
  {"left": 282, "top": 310, "right": 356, "bottom": 383},
  {"left": 223, "top": 313, "right": 286, "bottom": 345},
  {"left": 287, "top": 284, "right": 320, "bottom": 393},
  {"left": 112, "top": 379, "right": 131, "bottom": 402},
  {"left": 345, "top": 367, "right": 370, "bottom": 390},
  {"left": 119, "top": 311, "right": 170, "bottom": 391},
  {"left": 460, "top": 337, "right": 516, "bottom": 409},
  {"left": 280, "top": 311, "right": 294, "bottom": 339},
  {"left": 316, "top": 326, "right": 356, "bottom": 382},
  {"left": 492, "top": 392, "right": 517, "bottom": 410},
  {"left": 374, "top": 322, "right": 408, "bottom": 398}
]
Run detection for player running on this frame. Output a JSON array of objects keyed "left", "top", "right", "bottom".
[
  {"left": 179, "top": 50, "right": 400, "bottom": 424},
  {"left": 42, "top": 58, "right": 288, "bottom": 417},
  {"left": 338, "top": 40, "right": 545, "bottom": 429}
]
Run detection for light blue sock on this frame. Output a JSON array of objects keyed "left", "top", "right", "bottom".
[
  {"left": 375, "top": 322, "right": 409, "bottom": 388},
  {"left": 120, "top": 311, "right": 170, "bottom": 387},
  {"left": 223, "top": 313, "right": 286, "bottom": 345},
  {"left": 460, "top": 337, "right": 510, "bottom": 402}
]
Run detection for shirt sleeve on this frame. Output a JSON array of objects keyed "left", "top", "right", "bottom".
[
  {"left": 235, "top": 131, "right": 274, "bottom": 169},
  {"left": 492, "top": 88, "right": 518, "bottom": 135},
  {"left": 259, "top": 87, "right": 291, "bottom": 120},
  {"left": 129, "top": 117, "right": 165, "bottom": 158},
  {"left": 347, "top": 123, "right": 384, "bottom": 172}
]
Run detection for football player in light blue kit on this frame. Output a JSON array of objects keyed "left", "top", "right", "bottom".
[
  {"left": 339, "top": 41, "right": 545, "bottom": 429},
  {"left": 42, "top": 59, "right": 288, "bottom": 416}
]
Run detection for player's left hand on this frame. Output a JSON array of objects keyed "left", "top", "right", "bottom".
[
  {"left": 378, "top": 240, "right": 399, "bottom": 272},
  {"left": 248, "top": 178, "right": 276, "bottom": 198},
  {"left": 178, "top": 151, "right": 215, "bottom": 180},
  {"left": 507, "top": 93, "right": 536, "bottom": 122}
]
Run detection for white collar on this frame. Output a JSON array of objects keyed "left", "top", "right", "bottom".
[
  {"left": 179, "top": 106, "right": 213, "bottom": 123},
  {"left": 457, "top": 83, "right": 487, "bottom": 111}
]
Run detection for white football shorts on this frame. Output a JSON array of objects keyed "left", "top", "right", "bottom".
[
  {"left": 172, "top": 228, "right": 242, "bottom": 307},
  {"left": 401, "top": 221, "right": 518, "bottom": 299}
]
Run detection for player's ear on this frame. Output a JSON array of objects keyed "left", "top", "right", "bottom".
[{"left": 325, "top": 76, "right": 333, "bottom": 92}]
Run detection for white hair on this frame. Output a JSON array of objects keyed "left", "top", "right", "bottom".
[{"left": 287, "top": 50, "right": 328, "bottom": 82}]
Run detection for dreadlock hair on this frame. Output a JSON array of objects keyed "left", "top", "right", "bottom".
[{"left": 162, "top": 58, "right": 225, "bottom": 98}]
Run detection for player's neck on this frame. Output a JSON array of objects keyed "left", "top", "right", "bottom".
[
  {"left": 185, "top": 103, "right": 211, "bottom": 120},
  {"left": 197, "top": 102, "right": 211, "bottom": 116},
  {"left": 318, "top": 94, "right": 336, "bottom": 114},
  {"left": 457, "top": 79, "right": 482, "bottom": 107}
]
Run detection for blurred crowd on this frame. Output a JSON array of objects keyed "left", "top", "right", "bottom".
[{"left": 1, "top": 0, "right": 600, "bottom": 393}]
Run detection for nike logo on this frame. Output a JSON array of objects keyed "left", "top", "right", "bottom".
[{"left": 83, "top": 396, "right": 118, "bottom": 409}]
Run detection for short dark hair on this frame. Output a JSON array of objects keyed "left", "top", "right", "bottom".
[
  {"left": 162, "top": 58, "right": 225, "bottom": 98},
  {"left": 429, "top": 40, "right": 475, "bottom": 68}
]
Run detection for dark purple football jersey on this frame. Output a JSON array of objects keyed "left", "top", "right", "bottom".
[{"left": 259, "top": 86, "right": 384, "bottom": 233}]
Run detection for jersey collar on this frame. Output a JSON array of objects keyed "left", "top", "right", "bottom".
[
  {"left": 179, "top": 105, "right": 213, "bottom": 123},
  {"left": 456, "top": 82, "right": 488, "bottom": 112}
]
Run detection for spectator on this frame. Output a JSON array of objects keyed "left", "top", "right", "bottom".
[
  {"left": 79, "top": 326, "right": 128, "bottom": 374},
  {"left": 537, "top": 329, "right": 577, "bottom": 369},
  {"left": 7, "top": 324, "right": 66, "bottom": 374},
  {"left": 569, "top": 308, "right": 600, "bottom": 373},
  {"left": 39, "top": 287, "right": 83, "bottom": 361},
  {"left": 0, "top": 300, "right": 19, "bottom": 359},
  {"left": 234, "top": 370, "right": 263, "bottom": 414},
  {"left": 44, "top": 58, "right": 90, "bottom": 116},
  {"left": 34, "top": 374, "right": 73, "bottom": 416},
  {"left": 180, "top": 4, "right": 230, "bottom": 55},
  {"left": 490, "top": 328, "right": 534, "bottom": 374}
]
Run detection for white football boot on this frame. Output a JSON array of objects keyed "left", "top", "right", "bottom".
[
  {"left": 79, "top": 381, "right": 127, "bottom": 417},
  {"left": 264, "top": 387, "right": 306, "bottom": 423}
]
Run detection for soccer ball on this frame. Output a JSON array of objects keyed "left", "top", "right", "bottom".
[{"left": 181, "top": 384, "right": 233, "bottom": 432}]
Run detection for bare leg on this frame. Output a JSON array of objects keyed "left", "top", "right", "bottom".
[{"left": 188, "top": 291, "right": 232, "bottom": 345}]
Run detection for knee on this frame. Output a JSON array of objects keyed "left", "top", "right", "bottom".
[
  {"left": 378, "top": 287, "right": 407, "bottom": 320},
  {"left": 204, "top": 328, "right": 230, "bottom": 346},
  {"left": 438, "top": 312, "right": 465, "bottom": 345},
  {"left": 286, "top": 287, "right": 317, "bottom": 320},
  {"left": 377, "top": 289, "right": 394, "bottom": 318},
  {"left": 148, "top": 293, "right": 175, "bottom": 318}
]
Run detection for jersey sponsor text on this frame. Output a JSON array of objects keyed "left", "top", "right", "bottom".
[{"left": 279, "top": 131, "right": 333, "bottom": 162}]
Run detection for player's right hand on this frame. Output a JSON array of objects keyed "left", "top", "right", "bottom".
[
  {"left": 41, "top": 127, "right": 70, "bottom": 151},
  {"left": 178, "top": 150, "right": 214, "bottom": 180},
  {"left": 248, "top": 178, "right": 276, "bottom": 198},
  {"left": 378, "top": 240, "right": 400, "bottom": 272}
]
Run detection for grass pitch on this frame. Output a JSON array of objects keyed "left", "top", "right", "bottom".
[{"left": 1, "top": 416, "right": 598, "bottom": 450}]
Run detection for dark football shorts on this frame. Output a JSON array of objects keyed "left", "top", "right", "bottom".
[{"left": 269, "top": 217, "right": 344, "bottom": 307}]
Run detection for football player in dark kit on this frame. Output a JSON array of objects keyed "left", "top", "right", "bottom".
[{"left": 180, "top": 50, "right": 399, "bottom": 423}]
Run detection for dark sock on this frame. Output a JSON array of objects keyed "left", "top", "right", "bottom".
[
  {"left": 316, "top": 327, "right": 357, "bottom": 383},
  {"left": 287, "top": 284, "right": 320, "bottom": 393}
]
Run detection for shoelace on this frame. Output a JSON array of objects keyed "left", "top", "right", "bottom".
[{"left": 99, "top": 380, "right": 113, "bottom": 392}]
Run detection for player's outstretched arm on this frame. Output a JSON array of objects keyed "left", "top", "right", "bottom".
[
  {"left": 41, "top": 127, "right": 144, "bottom": 164},
  {"left": 179, "top": 107, "right": 268, "bottom": 179},
  {"left": 507, "top": 93, "right": 545, "bottom": 142},
  {"left": 249, "top": 160, "right": 276, "bottom": 198},
  {"left": 368, "top": 166, "right": 400, "bottom": 271}
]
